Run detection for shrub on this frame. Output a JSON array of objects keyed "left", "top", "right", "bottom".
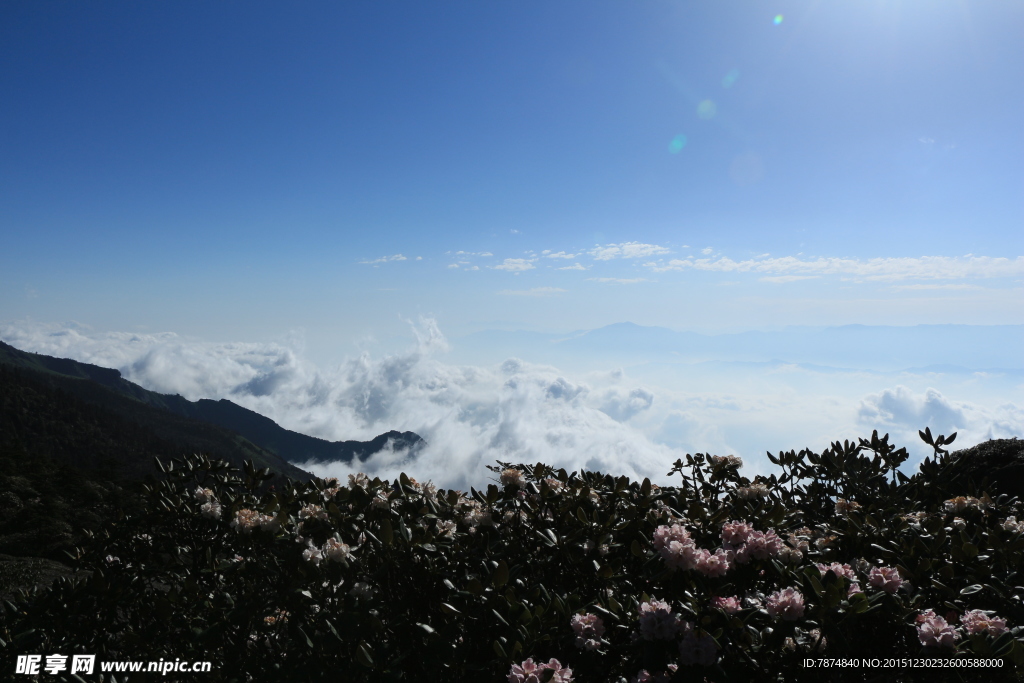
[{"left": 1, "top": 430, "right": 1022, "bottom": 682}]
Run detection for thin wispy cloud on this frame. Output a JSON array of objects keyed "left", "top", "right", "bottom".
[
  {"left": 492, "top": 258, "right": 537, "bottom": 272},
  {"left": 759, "top": 275, "right": 819, "bottom": 283},
  {"left": 587, "top": 277, "right": 649, "bottom": 284},
  {"left": 543, "top": 251, "right": 577, "bottom": 259},
  {"left": 892, "top": 283, "right": 985, "bottom": 291},
  {"left": 359, "top": 254, "right": 408, "bottom": 265},
  {"left": 590, "top": 242, "right": 671, "bottom": 261},
  {"left": 644, "top": 255, "right": 1024, "bottom": 281},
  {"left": 497, "top": 287, "right": 566, "bottom": 297},
  {"left": 558, "top": 263, "right": 589, "bottom": 271}
]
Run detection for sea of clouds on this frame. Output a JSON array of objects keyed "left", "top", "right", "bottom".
[{"left": 1, "top": 319, "right": 1021, "bottom": 491}]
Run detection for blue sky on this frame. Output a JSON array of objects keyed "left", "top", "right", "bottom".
[
  {"left": 2, "top": 1, "right": 1022, "bottom": 352},
  {"left": 1, "top": 2, "right": 1021, "bottom": 485}
]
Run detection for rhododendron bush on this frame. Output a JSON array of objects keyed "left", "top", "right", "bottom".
[{"left": 2, "top": 429, "right": 1023, "bottom": 681}]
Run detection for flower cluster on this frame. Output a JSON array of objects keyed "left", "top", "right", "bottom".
[
  {"left": 630, "top": 665, "right": 678, "bottom": 683},
  {"left": 570, "top": 612, "right": 605, "bottom": 651},
  {"left": 916, "top": 611, "right": 960, "bottom": 648},
  {"left": 1002, "top": 516, "right": 1024, "bottom": 535},
  {"left": 709, "top": 455, "right": 743, "bottom": 469},
  {"left": 298, "top": 504, "right": 328, "bottom": 522},
  {"left": 817, "top": 562, "right": 861, "bottom": 595},
  {"left": 507, "top": 658, "right": 573, "bottom": 683},
  {"left": 709, "top": 596, "right": 741, "bottom": 614},
  {"left": 943, "top": 496, "right": 982, "bottom": 513},
  {"left": 500, "top": 468, "right": 526, "bottom": 489},
  {"left": 736, "top": 482, "right": 769, "bottom": 500},
  {"left": 765, "top": 587, "right": 805, "bottom": 621},
  {"left": 960, "top": 609, "right": 1009, "bottom": 637},
  {"left": 231, "top": 508, "right": 279, "bottom": 534},
  {"left": 867, "top": 566, "right": 906, "bottom": 594},
  {"left": 637, "top": 599, "right": 687, "bottom": 641},
  {"left": 834, "top": 498, "right": 862, "bottom": 515}
]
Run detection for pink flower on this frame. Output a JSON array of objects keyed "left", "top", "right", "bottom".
[
  {"left": 917, "top": 615, "right": 960, "bottom": 649},
  {"left": 868, "top": 566, "right": 905, "bottom": 593},
  {"left": 766, "top": 588, "right": 805, "bottom": 621},
  {"left": 961, "top": 610, "right": 1009, "bottom": 636},
  {"left": 721, "top": 520, "right": 754, "bottom": 546},
  {"left": 696, "top": 548, "right": 732, "bottom": 577},
  {"left": 678, "top": 631, "right": 718, "bottom": 666},
  {"left": 542, "top": 659, "right": 573, "bottom": 683},
  {"left": 660, "top": 538, "right": 701, "bottom": 571},
  {"left": 638, "top": 599, "right": 686, "bottom": 640},
  {"left": 570, "top": 613, "right": 605, "bottom": 651},
  {"left": 508, "top": 658, "right": 544, "bottom": 683},
  {"left": 652, "top": 524, "right": 691, "bottom": 550},
  {"left": 744, "top": 530, "right": 784, "bottom": 560},
  {"left": 710, "top": 596, "right": 741, "bottom": 614},
  {"left": 817, "top": 562, "right": 856, "bottom": 581},
  {"left": 847, "top": 582, "right": 862, "bottom": 596}
]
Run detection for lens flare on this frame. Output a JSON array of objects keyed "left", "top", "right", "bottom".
[
  {"left": 668, "top": 134, "right": 688, "bottom": 154},
  {"left": 722, "top": 69, "right": 740, "bottom": 89},
  {"left": 697, "top": 100, "right": 717, "bottom": 120},
  {"left": 773, "top": 14, "right": 784, "bottom": 25}
]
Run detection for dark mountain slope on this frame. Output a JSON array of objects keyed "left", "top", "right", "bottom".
[
  {"left": 0, "top": 341, "right": 424, "bottom": 467},
  {"left": 0, "top": 363, "right": 311, "bottom": 482}
]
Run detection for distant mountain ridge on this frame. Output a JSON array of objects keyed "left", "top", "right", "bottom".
[
  {"left": 456, "top": 322, "right": 1024, "bottom": 371},
  {"left": 0, "top": 341, "right": 424, "bottom": 475}
]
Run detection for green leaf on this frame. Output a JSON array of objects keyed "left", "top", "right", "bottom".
[
  {"left": 379, "top": 519, "right": 394, "bottom": 546},
  {"left": 356, "top": 641, "right": 375, "bottom": 668},
  {"left": 960, "top": 584, "right": 983, "bottom": 595},
  {"left": 492, "top": 560, "right": 509, "bottom": 588}
]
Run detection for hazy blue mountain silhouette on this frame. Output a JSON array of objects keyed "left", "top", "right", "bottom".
[
  {"left": 457, "top": 323, "right": 1023, "bottom": 371},
  {"left": 0, "top": 341, "right": 424, "bottom": 471}
]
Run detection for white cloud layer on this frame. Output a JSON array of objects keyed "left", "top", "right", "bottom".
[
  {"left": 359, "top": 254, "right": 408, "bottom": 264},
  {"left": 590, "top": 242, "right": 671, "bottom": 261},
  {"left": 2, "top": 320, "right": 1020, "bottom": 491},
  {"left": 644, "top": 255, "right": 1024, "bottom": 281},
  {"left": 492, "top": 258, "right": 537, "bottom": 272}
]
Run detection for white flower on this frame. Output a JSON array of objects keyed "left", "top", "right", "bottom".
[
  {"left": 302, "top": 545, "right": 323, "bottom": 566},
  {"left": 194, "top": 487, "right": 216, "bottom": 504},
  {"left": 299, "top": 504, "right": 328, "bottom": 521},
  {"left": 201, "top": 501, "right": 222, "bottom": 520},
  {"left": 501, "top": 468, "right": 526, "bottom": 489},
  {"left": 323, "top": 538, "right": 353, "bottom": 563},
  {"left": 348, "top": 473, "right": 369, "bottom": 488}
]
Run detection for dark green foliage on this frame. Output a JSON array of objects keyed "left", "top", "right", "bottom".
[{"left": 1, "top": 432, "right": 1022, "bottom": 682}]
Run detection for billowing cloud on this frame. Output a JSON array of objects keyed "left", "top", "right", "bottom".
[
  {"left": 858, "top": 385, "right": 1024, "bottom": 447},
  {"left": 2, "top": 321, "right": 1019, "bottom": 491},
  {"left": 359, "top": 254, "right": 408, "bottom": 265},
  {"left": 599, "top": 387, "right": 654, "bottom": 421},
  {"left": 644, "top": 255, "right": 1024, "bottom": 281},
  {"left": 492, "top": 258, "right": 536, "bottom": 272},
  {"left": 590, "top": 242, "right": 671, "bottom": 261}
]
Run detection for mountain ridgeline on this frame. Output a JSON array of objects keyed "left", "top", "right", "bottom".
[{"left": 0, "top": 340, "right": 424, "bottom": 480}]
